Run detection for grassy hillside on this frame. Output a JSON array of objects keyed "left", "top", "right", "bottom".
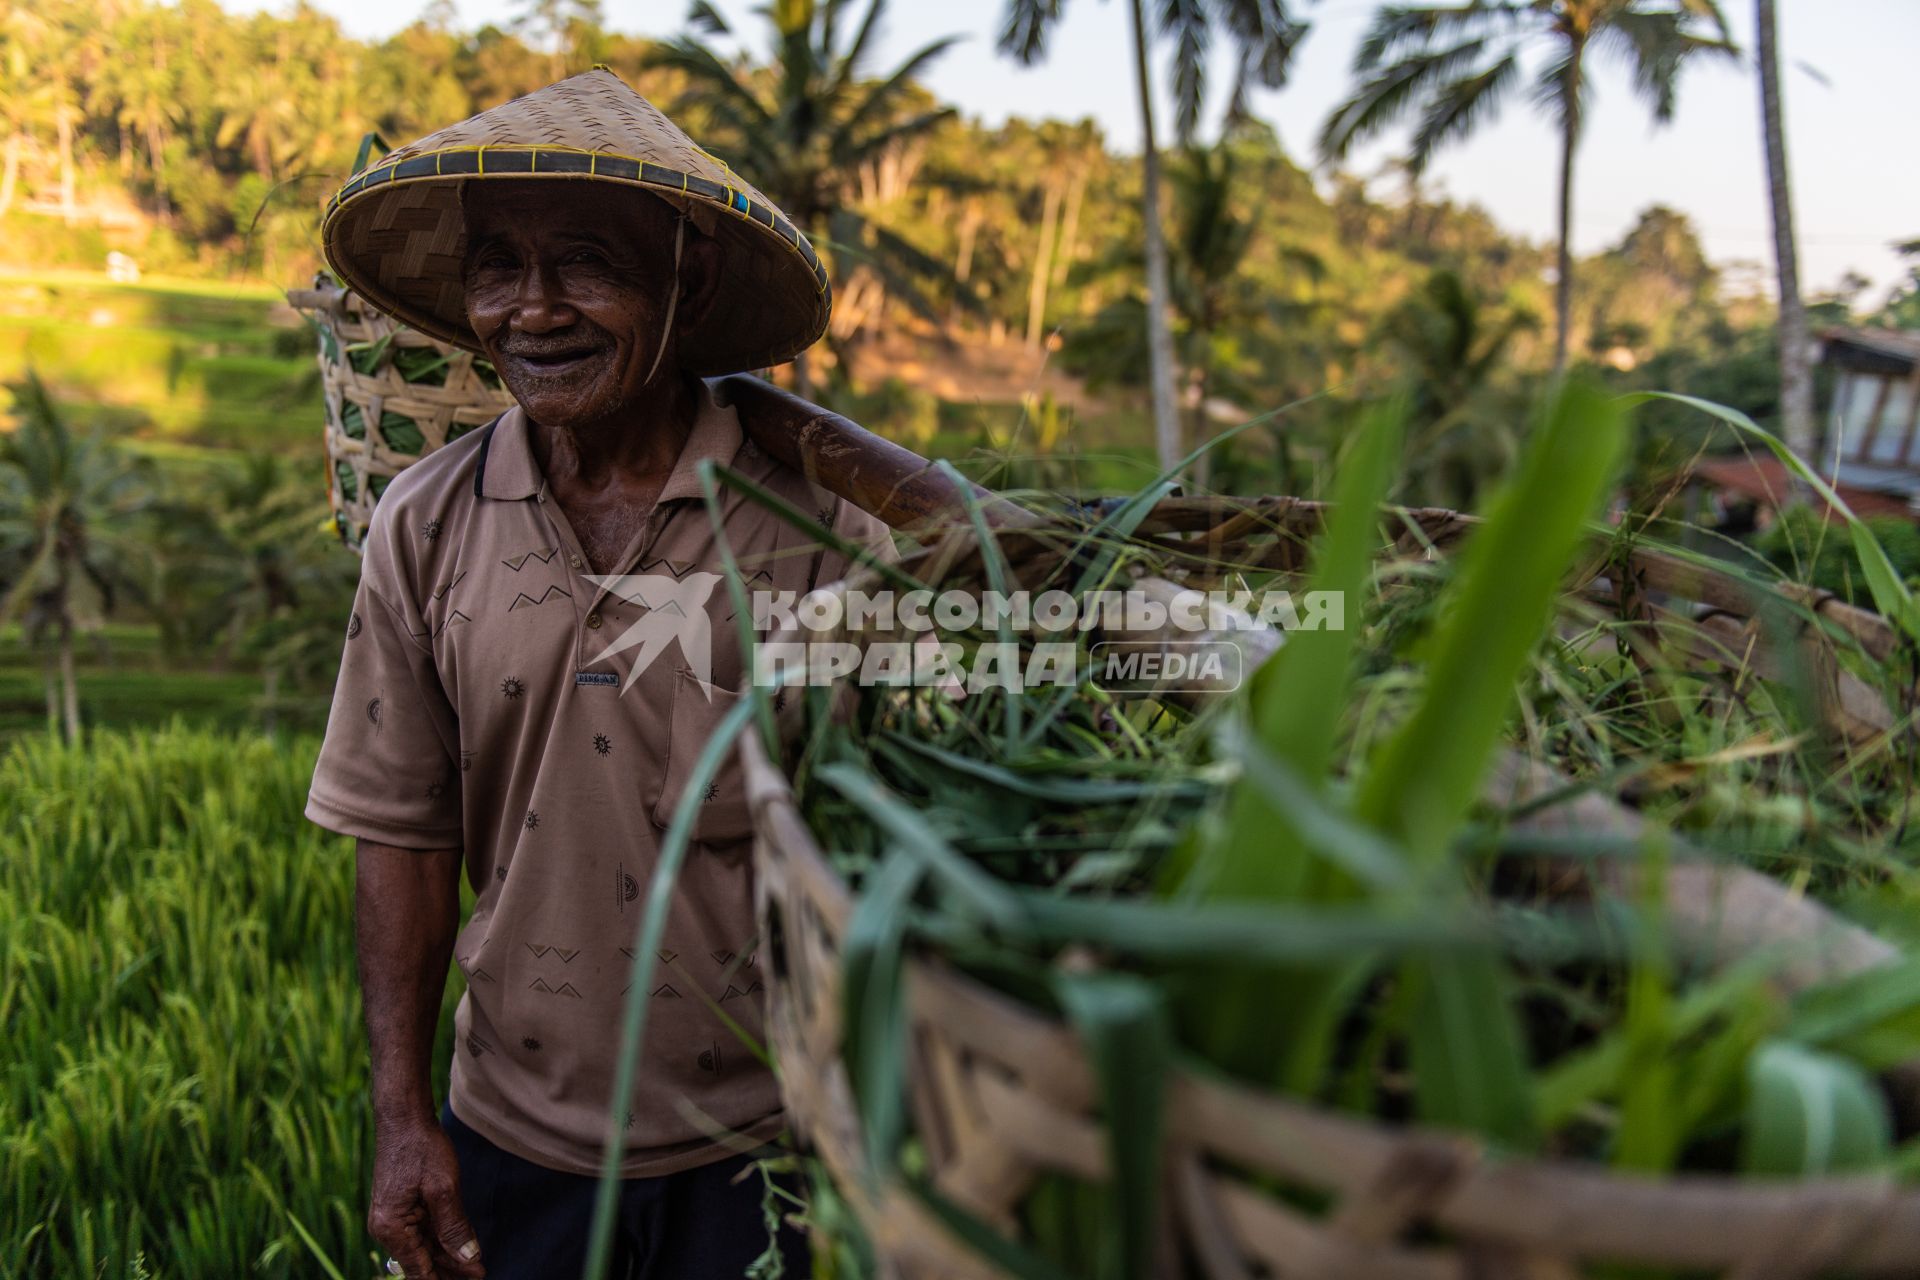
[{"left": 0, "top": 270, "right": 320, "bottom": 453}]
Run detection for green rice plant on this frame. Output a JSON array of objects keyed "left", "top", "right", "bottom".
[{"left": 0, "top": 725, "right": 446, "bottom": 1279}]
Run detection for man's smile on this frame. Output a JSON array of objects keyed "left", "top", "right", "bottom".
[{"left": 502, "top": 347, "right": 608, "bottom": 377}]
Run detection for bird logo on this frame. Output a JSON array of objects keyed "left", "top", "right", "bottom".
[{"left": 581, "top": 572, "right": 723, "bottom": 696}]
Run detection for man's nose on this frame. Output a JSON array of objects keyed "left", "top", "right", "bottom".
[{"left": 508, "top": 260, "right": 575, "bottom": 334}]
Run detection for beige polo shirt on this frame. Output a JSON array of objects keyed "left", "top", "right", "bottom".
[{"left": 305, "top": 379, "right": 896, "bottom": 1177}]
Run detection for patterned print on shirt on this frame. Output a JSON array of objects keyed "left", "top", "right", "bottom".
[
  {"left": 346, "top": 611, "right": 362, "bottom": 640},
  {"left": 524, "top": 810, "right": 540, "bottom": 830},
  {"left": 698, "top": 1043, "right": 725, "bottom": 1074},
  {"left": 501, "top": 546, "right": 560, "bottom": 572},
  {"left": 365, "top": 696, "right": 382, "bottom": 729},
  {"left": 507, "top": 585, "right": 572, "bottom": 611},
  {"left": 421, "top": 518, "right": 443, "bottom": 542},
  {"left": 465, "top": 1032, "right": 492, "bottom": 1057},
  {"left": 613, "top": 865, "right": 638, "bottom": 912},
  {"left": 501, "top": 676, "right": 525, "bottom": 699},
  {"left": 528, "top": 978, "right": 583, "bottom": 999},
  {"left": 525, "top": 943, "right": 579, "bottom": 963},
  {"left": 593, "top": 733, "right": 612, "bottom": 756}
]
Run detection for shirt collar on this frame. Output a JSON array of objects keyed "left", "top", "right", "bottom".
[{"left": 475, "top": 381, "right": 743, "bottom": 505}]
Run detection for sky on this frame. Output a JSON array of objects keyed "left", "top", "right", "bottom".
[{"left": 267, "top": 0, "right": 1919, "bottom": 300}]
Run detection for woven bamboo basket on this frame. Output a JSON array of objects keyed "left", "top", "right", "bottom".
[
  {"left": 286, "top": 274, "right": 515, "bottom": 551},
  {"left": 741, "top": 499, "right": 1920, "bottom": 1280}
]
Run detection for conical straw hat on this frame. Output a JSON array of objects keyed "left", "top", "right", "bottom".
[{"left": 321, "top": 67, "right": 830, "bottom": 377}]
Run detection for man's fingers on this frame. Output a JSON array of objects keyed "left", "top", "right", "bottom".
[
  {"left": 370, "top": 1204, "right": 440, "bottom": 1280},
  {"left": 424, "top": 1177, "right": 485, "bottom": 1278}
]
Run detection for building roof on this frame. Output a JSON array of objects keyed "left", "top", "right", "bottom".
[
  {"left": 1821, "top": 326, "right": 1920, "bottom": 375},
  {"left": 1690, "top": 454, "right": 1915, "bottom": 520}
]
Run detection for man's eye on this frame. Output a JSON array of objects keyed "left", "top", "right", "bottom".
[{"left": 567, "top": 249, "right": 604, "bottom": 266}]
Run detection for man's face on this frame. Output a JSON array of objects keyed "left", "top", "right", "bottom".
[{"left": 461, "top": 182, "right": 688, "bottom": 427}]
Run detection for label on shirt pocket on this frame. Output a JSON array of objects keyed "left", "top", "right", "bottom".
[
  {"left": 575, "top": 671, "right": 620, "bottom": 687},
  {"left": 652, "top": 668, "right": 755, "bottom": 846}
]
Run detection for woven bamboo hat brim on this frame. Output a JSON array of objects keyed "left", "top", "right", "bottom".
[{"left": 320, "top": 67, "right": 830, "bottom": 377}]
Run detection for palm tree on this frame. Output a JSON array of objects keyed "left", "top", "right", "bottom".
[
  {"left": 1320, "top": 0, "right": 1735, "bottom": 374},
  {"left": 1380, "top": 269, "right": 1537, "bottom": 507},
  {"left": 999, "top": 0, "right": 1310, "bottom": 473},
  {"left": 1755, "top": 0, "right": 1811, "bottom": 463},
  {"left": 0, "top": 373, "right": 159, "bottom": 743},
  {"left": 648, "top": 0, "right": 961, "bottom": 397},
  {"left": 160, "top": 455, "right": 356, "bottom": 731},
  {"left": 1066, "top": 129, "right": 1321, "bottom": 488}
]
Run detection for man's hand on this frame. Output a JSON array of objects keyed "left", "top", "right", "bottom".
[
  {"left": 368, "top": 1115, "right": 484, "bottom": 1279},
  {"left": 355, "top": 839, "right": 477, "bottom": 1279}
]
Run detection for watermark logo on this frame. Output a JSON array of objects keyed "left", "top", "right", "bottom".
[
  {"left": 583, "top": 572, "right": 722, "bottom": 694},
  {"left": 748, "top": 587, "right": 1339, "bottom": 693},
  {"left": 1089, "top": 641, "right": 1243, "bottom": 693},
  {"left": 572, "top": 575, "right": 1339, "bottom": 694}
]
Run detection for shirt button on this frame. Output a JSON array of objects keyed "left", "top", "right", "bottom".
[
  {"left": 586, "top": 613, "right": 602, "bottom": 629},
  {"left": 569, "top": 554, "right": 582, "bottom": 569}
]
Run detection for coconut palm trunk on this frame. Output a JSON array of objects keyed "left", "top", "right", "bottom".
[
  {"left": 1129, "top": 0, "right": 1183, "bottom": 473},
  {"left": 1552, "top": 42, "right": 1585, "bottom": 375},
  {"left": 57, "top": 623, "right": 79, "bottom": 743},
  {"left": 1757, "top": 0, "right": 1814, "bottom": 463},
  {"left": 1026, "top": 176, "right": 1063, "bottom": 349}
]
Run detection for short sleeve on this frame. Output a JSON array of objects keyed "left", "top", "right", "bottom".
[
  {"left": 809, "top": 497, "right": 899, "bottom": 592},
  {"left": 305, "top": 540, "right": 463, "bottom": 849}
]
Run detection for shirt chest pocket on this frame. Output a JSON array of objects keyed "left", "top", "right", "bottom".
[{"left": 651, "top": 667, "right": 755, "bottom": 846}]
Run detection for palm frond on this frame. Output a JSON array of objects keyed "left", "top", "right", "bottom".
[
  {"left": 1598, "top": 9, "right": 1737, "bottom": 124},
  {"left": 827, "top": 0, "right": 890, "bottom": 95},
  {"left": 997, "top": 0, "right": 1065, "bottom": 65},
  {"left": 1318, "top": 37, "right": 1494, "bottom": 163},
  {"left": 643, "top": 36, "right": 778, "bottom": 135},
  {"left": 834, "top": 106, "right": 956, "bottom": 172},
  {"left": 1407, "top": 52, "right": 1519, "bottom": 172},
  {"left": 1159, "top": 0, "right": 1211, "bottom": 144},
  {"left": 1352, "top": 2, "right": 1521, "bottom": 72},
  {"left": 685, "top": 0, "right": 731, "bottom": 36},
  {"left": 1528, "top": 49, "right": 1586, "bottom": 140},
  {"left": 1214, "top": 0, "right": 1310, "bottom": 91},
  {"left": 824, "top": 36, "right": 961, "bottom": 164}
]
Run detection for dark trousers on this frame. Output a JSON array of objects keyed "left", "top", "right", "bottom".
[{"left": 441, "top": 1103, "right": 811, "bottom": 1280}]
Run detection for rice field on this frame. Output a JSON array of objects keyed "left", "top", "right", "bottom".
[{"left": 0, "top": 726, "right": 458, "bottom": 1279}]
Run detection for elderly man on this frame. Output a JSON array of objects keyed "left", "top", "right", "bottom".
[{"left": 306, "top": 70, "right": 895, "bottom": 1279}]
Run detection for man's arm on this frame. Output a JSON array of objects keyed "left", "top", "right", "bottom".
[{"left": 357, "top": 839, "right": 484, "bottom": 1280}]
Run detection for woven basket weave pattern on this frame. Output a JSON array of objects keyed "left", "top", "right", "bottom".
[
  {"left": 743, "top": 513, "right": 1920, "bottom": 1279},
  {"left": 288, "top": 277, "right": 514, "bottom": 551}
]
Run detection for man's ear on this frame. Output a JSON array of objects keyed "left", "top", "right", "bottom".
[{"left": 677, "top": 230, "right": 723, "bottom": 331}]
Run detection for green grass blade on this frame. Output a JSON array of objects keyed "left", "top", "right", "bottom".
[
  {"left": 1742, "top": 1041, "right": 1893, "bottom": 1176},
  {"left": 841, "top": 850, "right": 924, "bottom": 1182},
  {"left": 1053, "top": 971, "right": 1171, "bottom": 1280}
]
